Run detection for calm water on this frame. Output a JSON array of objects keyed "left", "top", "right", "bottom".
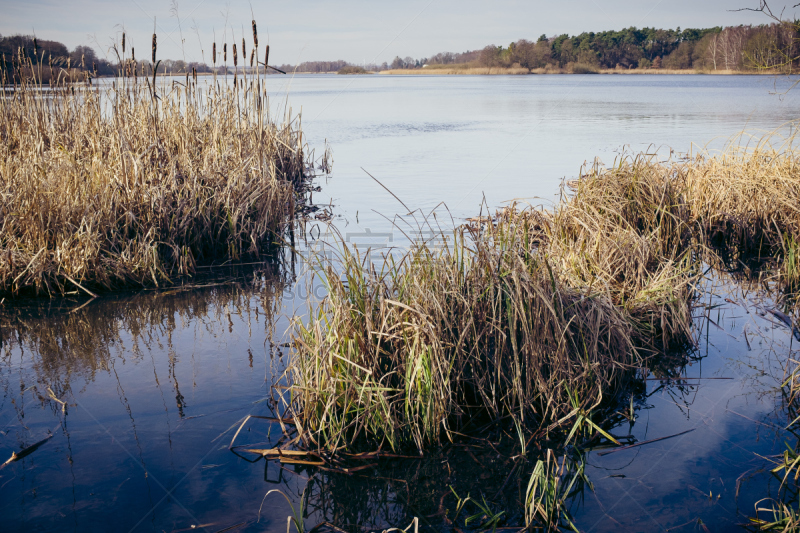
[{"left": 2, "top": 74, "right": 800, "bottom": 532}]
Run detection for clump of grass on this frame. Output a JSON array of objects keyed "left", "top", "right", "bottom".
[
  {"left": 281, "top": 128, "right": 800, "bottom": 455},
  {"left": 747, "top": 361, "right": 800, "bottom": 531},
  {"left": 551, "top": 154, "right": 697, "bottom": 349},
  {"left": 284, "top": 194, "right": 692, "bottom": 451},
  {"left": 525, "top": 448, "right": 588, "bottom": 532},
  {"left": 0, "top": 31, "right": 317, "bottom": 297},
  {"left": 685, "top": 132, "right": 800, "bottom": 259},
  {"left": 566, "top": 62, "right": 599, "bottom": 74},
  {"left": 337, "top": 66, "right": 371, "bottom": 75}
]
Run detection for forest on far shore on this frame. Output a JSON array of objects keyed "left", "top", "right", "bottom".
[
  {"left": 384, "top": 23, "right": 799, "bottom": 72},
  {"left": 2, "top": 21, "right": 798, "bottom": 78}
]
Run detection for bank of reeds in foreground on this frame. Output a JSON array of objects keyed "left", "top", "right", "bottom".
[
  {"left": 0, "top": 59, "right": 315, "bottom": 297},
  {"left": 280, "top": 130, "right": 800, "bottom": 455}
]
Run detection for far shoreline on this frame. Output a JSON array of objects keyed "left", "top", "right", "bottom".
[{"left": 379, "top": 67, "right": 791, "bottom": 76}]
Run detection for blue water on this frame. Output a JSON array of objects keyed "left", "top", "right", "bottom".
[{"left": 2, "top": 74, "right": 800, "bottom": 532}]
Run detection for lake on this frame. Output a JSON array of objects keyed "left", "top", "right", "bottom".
[{"left": 2, "top": 73, "right": 800, "bottom": 532}]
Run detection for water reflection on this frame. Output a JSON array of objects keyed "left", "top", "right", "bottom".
[
  {"left": 1, "top": 264, "right": 287, "bottom": 401},
  {"left": 0, "top": 264, "right": 294, "bottom": 532},
  {"left": 238, "top": 345, "right": 700, "bottom": 532}
]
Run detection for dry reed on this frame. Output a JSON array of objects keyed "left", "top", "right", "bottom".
[
  {"left": 281, "top": 129, "right": 800, "bottom": 454},
  {"left": 0, "top": 35, "right": 317, "bottom": 297}
]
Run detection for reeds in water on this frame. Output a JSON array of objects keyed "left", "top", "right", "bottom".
[
  {"left": 0, "top": 45, "right": 316, "bottom": 296},
  {"left": 281, "top": 129, "right": 800, "bottom": 454}
]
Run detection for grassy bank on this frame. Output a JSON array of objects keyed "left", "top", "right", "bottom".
[
  {"left": 277, "top": 130, "right": 800, "bottom": 456},
  {"left": 0, "top": 46, "right": 319, "bottom": 297}
]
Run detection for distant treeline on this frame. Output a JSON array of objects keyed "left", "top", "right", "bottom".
[
  {"left": 1, "top": 34, "right": 214, "bottom": 81},
  {"left": 3, "top": 22, "right": 798, "bottom": 79},
  {"left": 279, "top": 22, "right": 799, "bottom": 73},
  {"left": 405, "top": 23, "right": 800, "bottom": 72}
]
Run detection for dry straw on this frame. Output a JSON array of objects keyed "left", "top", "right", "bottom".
[
  {"left": 0, "top": 29, "right": 315, "bottom": 297},
  {"left": 282, "top": 128, "right": 800, "bottom": 453}
]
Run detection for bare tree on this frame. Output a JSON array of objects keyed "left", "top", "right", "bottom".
[{"left": 734, "top": 1, "right": 800, "bottom": 90}]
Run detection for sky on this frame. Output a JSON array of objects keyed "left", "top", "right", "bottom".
[{"left": 1, "top": 0, "right": 798, "bottom": 66}]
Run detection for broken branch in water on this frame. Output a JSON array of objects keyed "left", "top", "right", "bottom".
[
  {"left": 597, "top": 428, "right": 696, "bottom": 456},
  {"left": 0, "top": 433, "right": 55, "bottom": 469}
]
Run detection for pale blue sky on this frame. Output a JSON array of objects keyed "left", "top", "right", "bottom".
[{"left": 1, "top": 0, "right": 797, "bottom": 65}]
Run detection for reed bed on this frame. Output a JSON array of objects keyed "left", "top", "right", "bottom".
[
  {"left": 280, "top": 129, "right": 800, "bottom": 456},
  {"left": 0, "top": 38, "right": 316, "bottom": 297},
  {"left": 282, "top": 162, "right": 700, "bottom": 452},
  {"left": 288, "top": 222, "right": 646, "bottom": 452},
  {"left": 684, "top": 134, "right": 800, "bottom": 285}
]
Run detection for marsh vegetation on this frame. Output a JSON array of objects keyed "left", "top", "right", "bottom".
[
  {"left": 234, "top": 130, "right": 800, "bottom": 530},
  {"left": 0, "top": 34, "right": 320, "bottom": 297}
]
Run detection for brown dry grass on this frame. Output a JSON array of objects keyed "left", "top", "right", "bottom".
[
  {"left": 281, "top": 129, "right": 800, "bottom": 454},
  {"left": 0, "top": 53, "right": 317, "bottom": 297}
]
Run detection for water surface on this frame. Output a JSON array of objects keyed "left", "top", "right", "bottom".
[{"left": 2, "top": 74, "right": 800, "bottom": 532}]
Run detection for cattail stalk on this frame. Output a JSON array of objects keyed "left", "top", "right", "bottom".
[{"left": 151, "top": 32, "right": 158, "bottom": 99}]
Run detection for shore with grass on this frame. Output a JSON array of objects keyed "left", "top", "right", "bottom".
[{"left": 381, "top": 64, "right": 785, "bottom": 75}]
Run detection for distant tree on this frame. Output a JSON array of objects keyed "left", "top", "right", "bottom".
[
  {"left": 479, "top": 45, "right": 504, "bottom": 67},
  {"left": 663, "top": 41, "right": 694, "bottom": 69},
  {"left": 69, "top": 45, "right": 97, "bottom": 69}
]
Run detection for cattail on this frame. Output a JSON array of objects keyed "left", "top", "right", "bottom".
[
  {"left": 250, "top": 49, "right": 254, "bottom": 67},
  {"left": 265, "top": 45, "right": 270, "bottom": 68},
  {"left": 233, "top": 43, "right": 238, "bottom": 67},
  {"left": 151, "top": 33, "right": 157, "bottom": 64},
  {"left": 122, "top": 33, "right": 126, "bottom": 54},
  {"left": 223, "top": 43, "right": 227, "bottom": 62},
  {"left": 81, "top": 53, "right": 85, "bottom": 69},
  {"left": 92, "top": 61, "right": 97, "bottom": 74},
  {"left": 67, "top": 56, "right": 71, "bottom": 69},
  {"left": 192, "top": 66, "right": 197, "bottom": 83},
  {"left": 242, "top": 38, "right": 246, "bottom": 60},
  {"left": 212, "top": 42, "right": 216, "bottom": 64},
  {"left": 252, "top": 20, "right": 258, "bottom": 48}
]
